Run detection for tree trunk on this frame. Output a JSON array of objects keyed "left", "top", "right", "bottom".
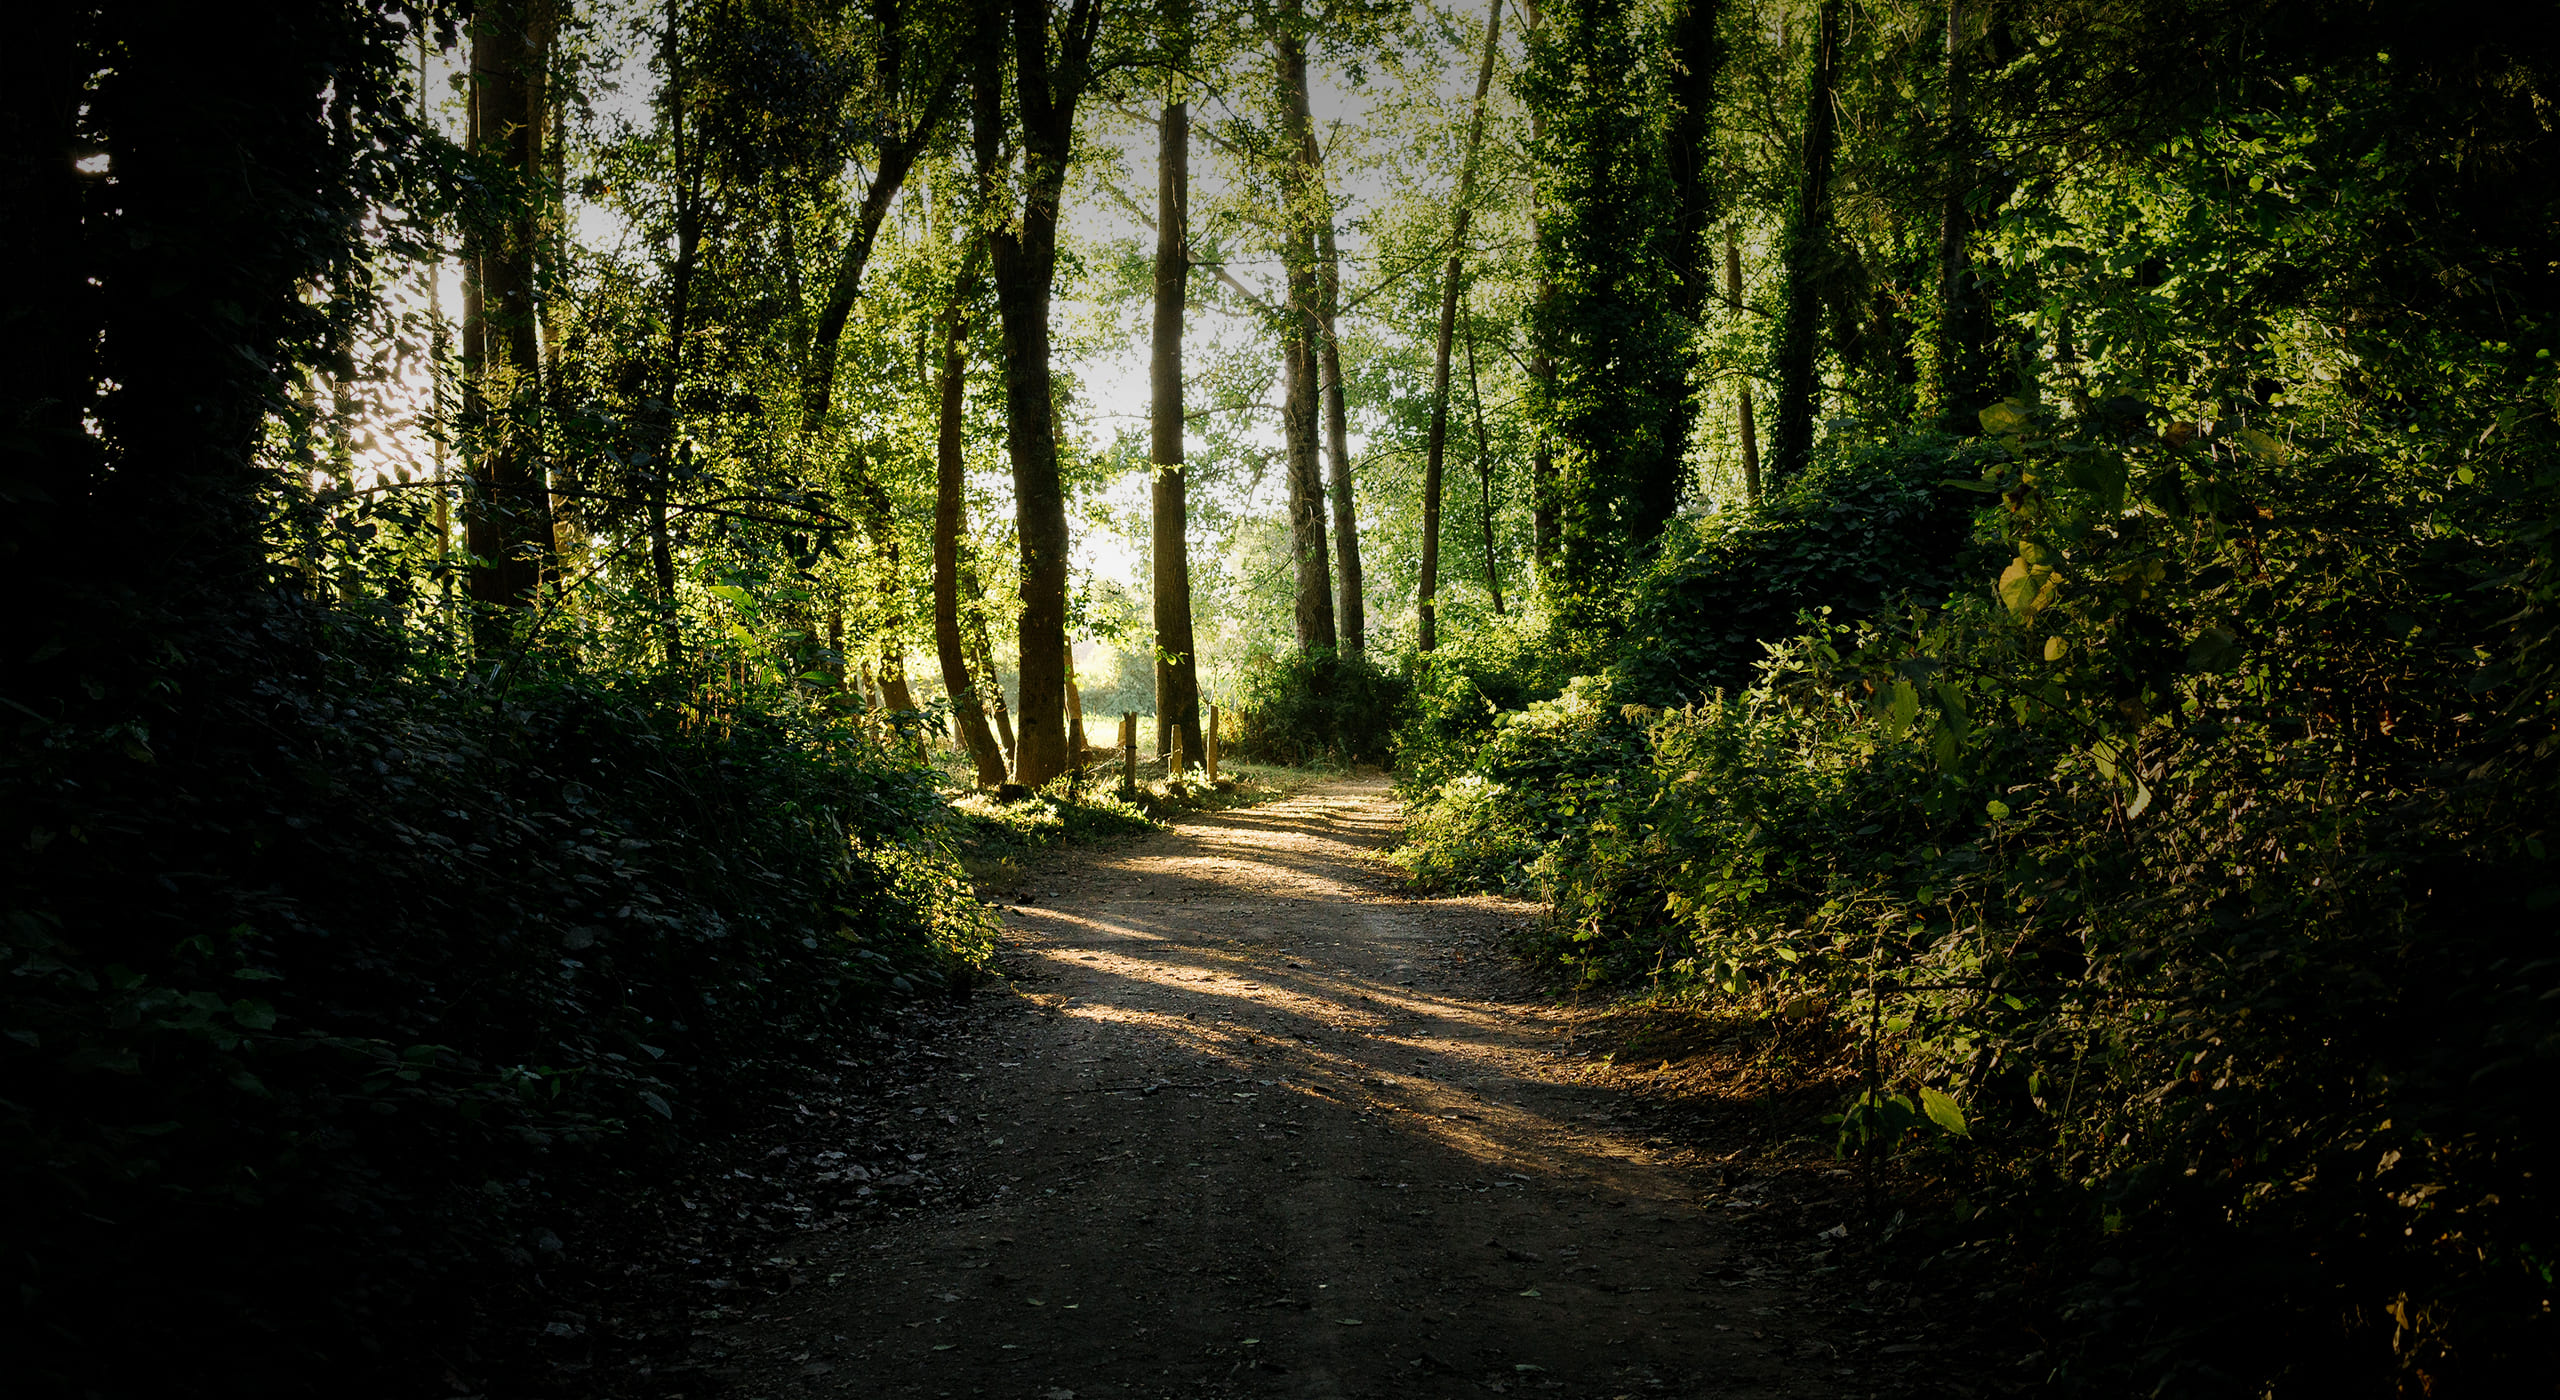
[
  {"left": 1287, "top": 52, "right": 1366, "bottom": 655},
  {"left": 1766, "top": 0, "right": 1843, "bottom": 483},
  {"left": 980, "top": 0, "right": 1101, "bottom": 789},
  {"left": 934, "top": 249, "right": 1009, "bottom": 787},
  {"left": 961, "top": 560, "right": 1017, "bottom": 771},
  {"left": 1464, "top": 312, "right": 1503, "bottom": 616},
  {"left": 1150, "top": 98, "right": 1204, "bottom": 762},
  {"left": 1275, "top": 31, "right": 1336, "bottom": 655},
  {"left": 463, "top": 0, "right": 553, "bottom": 653},
  {"left": 1927, "top": 0, "right": 1991, "bottom": 430},
  {"left": 798, "top": 57, "right": 960, "bottom": 432},
  {"left": 1522, "top": 0, "right": 1557, "bottom": 575},
  {"left": 1652, "top": 0, "right": 1723, "bottom": 524},
  {"left": 1282, "top": 305, "right": 1336, "bottom": 652},
  {"left": 639, "top": 0, "right": 696, "bottom": 670},
  {"left": 1726, "top": 224, "right": 1761, "bottom": 501},
  {"left": 1418, "top": 0, "right": 1504, "bottom": 652}
]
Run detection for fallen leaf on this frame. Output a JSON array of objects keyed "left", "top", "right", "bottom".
[
  {"left": 1337, "top": 1318, "right": 1364, "bottom": 1326},
  {"left": 1518, "top": 1288, "right": 1542, "bottom": 1297}
]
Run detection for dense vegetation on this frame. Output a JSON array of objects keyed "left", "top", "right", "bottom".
[
  {"left": 6, "top": 0, "right": 2554, "bottom": 1394},
  {"left": 1382, "top": 3, "right": 2560, "bottom": 1393}
]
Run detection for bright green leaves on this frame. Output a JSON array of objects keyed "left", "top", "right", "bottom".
[
  {"left": 1999, "top": 553, "right": 2059, "bottom": 621},
  {"left": 1919, "top": 1085, "right": 1970, "bottom": 1136},
  {"left": 1978, "top": 397, "right": 2033, "bottom": 439},
  {"left": 1830, "top": 1083, "right": 1970, "bottom": 1153}
]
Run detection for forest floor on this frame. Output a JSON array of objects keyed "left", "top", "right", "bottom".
[{"left": 523, "top": 778, "right": 2016, "bottom": 1400}]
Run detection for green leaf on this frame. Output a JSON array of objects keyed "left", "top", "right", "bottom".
[
  {"left": 1919, "top": 1086, "right": 1969, "bottom": 1136},
  {"left": 1978, "top": 398, "right": 2031, "bottom": 437},
  {"left": 2232, "top": 426, "right": 2292, "bottom": 464},
  {"left": 229, "top": 999, "right": 277, "bottom": 1031},
  {"left": 1879, "top": 679, "right": 1920, "bottom": 741},
  {"left": 2124, "top": 780, "right": 2153, "bottom": 820}
]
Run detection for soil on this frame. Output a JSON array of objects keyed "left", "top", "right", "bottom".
[{"left": 520, "top": 778, "right": 2014, "bottom": 1400}]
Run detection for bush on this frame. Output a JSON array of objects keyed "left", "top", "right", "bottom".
[
  {"left": 1225, "top": 647, "right": 1411, "bottom": 767},
  {"left": 1608, "top": 435, "right": 1994, "bottom": 707},
  {"left": 1392, "top": 617, "right": 1597, "bottom": 793},
  {"left": 1429, "top": 414, "right": 2560, "bottom": 1389},
  {"left": 0, "top": 602, "right": 997, "bottom": 1396}
]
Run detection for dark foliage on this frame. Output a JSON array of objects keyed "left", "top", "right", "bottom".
[
  {"left": 2, "top": 602, "right": 991, "bottom": 1396},
  {"left": 1608, "top": 439, "right": 1992, "bottom": 707}
]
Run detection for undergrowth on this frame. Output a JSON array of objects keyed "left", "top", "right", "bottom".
[
  {"left": 1393, "top": 419, "right": 2560, "bottom": 1392},
  {"left": 1, "top": 602, "right": 997, "bottom": 1397}
]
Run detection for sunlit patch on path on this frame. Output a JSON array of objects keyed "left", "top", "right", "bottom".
[{"left": 704, "top": 778, "right": 1827, "bottom": 1398}]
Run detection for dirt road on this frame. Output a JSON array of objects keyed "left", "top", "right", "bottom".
[{"left": 705, "top": 778, "right": 1843, "bottom": 1399}]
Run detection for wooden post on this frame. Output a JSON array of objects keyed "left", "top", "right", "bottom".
[
  {"left": 1171, "top": 724, "right": 1186, "bottom": 779},
  {"left": 1207, "top": 703, "right": 1220, "bottom": 782},
  {"left": 1121, "top": 711, "right": 1138, "bottom": 798}
]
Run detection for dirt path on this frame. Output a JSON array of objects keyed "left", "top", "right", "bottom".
[{"left": 706, "top": 778, "right": 1844, "bottom": 1399}]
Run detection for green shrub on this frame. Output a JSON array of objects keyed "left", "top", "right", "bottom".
[
  {"left": 1465, "top": 414, "right": 2560, "bottom": 1388},
  {"left": 1608, "top": 436, "right": 1995, "bottom": 707},
  {"left": 1393, "top": 618, "right": 1596, "bottom": 793},
  {"left": 1225, "top": 647, "right": 1412, "bottom": 767}
]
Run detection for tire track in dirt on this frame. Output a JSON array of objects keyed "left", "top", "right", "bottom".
[{"left": 706, "top": 778, "right": 1839, "bottom": 1399}]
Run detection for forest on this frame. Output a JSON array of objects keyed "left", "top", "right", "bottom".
[{"left": 4, "top": 0, "right": 2555, "bottom": 1395}]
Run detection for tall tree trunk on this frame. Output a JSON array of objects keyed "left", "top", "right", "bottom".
[
  {"left": 1521, "top": 0, "right": 1558, "bottom": 576},
  {"left": 1927, "top": 0, "right": 1988, "bottom": 430},
  {"left": 934, "top": 249, "right": 1009, "bottom": 787},
  {"left": 1150, "top": 98, "right": 1204, "bottom": 763},
  {"left": 1652, "top": 0, "right": 1723, "bottom": 524},
  {"left": 980, "top": 0, "right": 1102, "bottom": 789},
  {"left": 639, "top": 0, "right": 696, "bottom": 669},
  {"left": 1418, "top": 0, "right": 1504, "bottom": 652},
  {"left": 1766, "top": 0, "right": 1842, "bottom": 483},
  {"left": 1665, "top": 0, "right": 1721, "bottom": 324},
  {"left": 1284, "top": 51, "right": 1366, "bottom": 655},
  {"left": 463, "top": 0, "right": 553, "bottom": 653},
  {"left": 1726, "top": 224, "right": 1761, "bottom": 501},
  {"left": 1464, "top": 312, "right": 1503, "bottom": 616},
  {"left": 1064, "top": 642, "right": 1087, "bottom": 760},
  {"left": 1282, "top": 296, "right": 1336, "bottom": 652},
  {"left": 1275, "top": 29, "right": 1336, "bottom": 654}
]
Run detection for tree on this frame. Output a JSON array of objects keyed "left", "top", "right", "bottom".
[
  {"left": 1418, "top": 0, "right": 1505, "bottom": 652},
  {"left": 1765, "top": 0, "right": 1842, "bottom": 482},
  {"left": 795, "top": 5, "right": 965, "bottom": 433},
  {"left": 1299, "top": 57, "right": 1367, "bottom": 654},
  {"left": 1523, "top": 0, "right": 1684, "bottom": 603},
  {"left": 463, "top": 0, "right": 557, "bottom": 653},
  {"left": 1275, "top": 17, "right": 1338, "bottom": 654},
  {"left": 981, "top": 0, "right": 1113, "bottom": 789},
  {"left": 1151, "top": 92, "right": 1205, "bottom": 764}
]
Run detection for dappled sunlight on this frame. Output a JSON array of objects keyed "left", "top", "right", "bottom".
[{"left": 990, "top": 837, "right": 1697, "bottom": 1209}]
